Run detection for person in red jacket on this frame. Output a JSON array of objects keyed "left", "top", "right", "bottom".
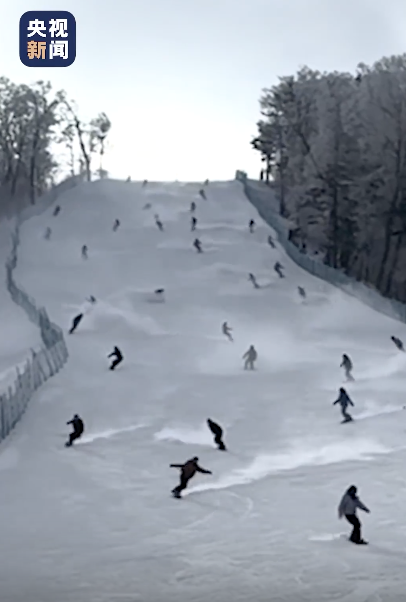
[{"left": 170, "top": 457, "right": 212, "bottom": 498}]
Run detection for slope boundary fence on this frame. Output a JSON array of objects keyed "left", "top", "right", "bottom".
[
  {"left": 235, "top": 170, "right": 406, "bottom": 324},
  {"left": 0, "top": 176, "right": 81, "bottom": 443}
]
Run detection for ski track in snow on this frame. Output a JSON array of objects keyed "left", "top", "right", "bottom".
[{"left": 1, "top": 179, "right": 406, "bottom": 601}]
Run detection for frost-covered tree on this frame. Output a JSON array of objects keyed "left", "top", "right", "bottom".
[{"left": 253, "top": 54, "right": 406, "bottom": 303}]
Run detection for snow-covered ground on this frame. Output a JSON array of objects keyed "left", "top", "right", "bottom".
[
  {"left": 0, "top": 221, "right": 42, "bottom": 392},
  {"left": 1, "top": 179, "right": 406, "bottom": 602}
]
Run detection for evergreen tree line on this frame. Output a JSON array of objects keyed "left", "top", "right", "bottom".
[
  {"left": 252, "top": 54, "right": 406, "bottom": 303},
  {"left": 0, "top": 77, "right": 111, "bottom": 217}
]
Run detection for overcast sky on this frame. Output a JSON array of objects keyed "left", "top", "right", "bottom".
[{"left": 1, "top": 0, "right": 405, "bottom": 181}]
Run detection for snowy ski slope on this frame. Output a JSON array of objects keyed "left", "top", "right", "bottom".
[{"left": 1, "top": 179, "right": 406, "bottom": 602}]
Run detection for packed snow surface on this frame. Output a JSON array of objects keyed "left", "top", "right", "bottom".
[{"left": 1, "top": 179, "right": 406, "bottom": 602}]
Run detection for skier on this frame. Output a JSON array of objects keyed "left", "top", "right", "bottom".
[
  {"left": 81, "top": 245, "right": 88, "bottom": 259},
  {"left": 65, "top": 414, "right": 84, "bottom": 447},
  {"left": 190, "top": 201, "right": 196, "bottom": 212},
  {"left": 69, "top": 313, "right": 83, "bottom": 334},
  {"left": 113, "top": 219, "right": 120, "bottom": 232},
  {"left": 333, "top": 387, "right": 354, "bottom": 422},
  {"left": 142, "top": 179, "right": 148, "bottom": 188},
  {"left": 338, "top": 485, "right": 370, "bottom": 544},
  {"left": 53, "top": 205, "right": 61, "bottom": 216},
  {"left": 199, "top": 189, "right": 206, "bottom": 200},
  {"left": 126, "top": 176, "right": 131, "bottom": 182},
  {"left": 274, "top": 261, "right": 284, "bottom": 278},
  {"left": 68, "top": 296, "right": 96, "bottom": 334},
  {"left": 222, "top": 321, "right": 233, "bottom": 342},
  {"left": 44, "top": 227, "right": 52, "bottom": 240},
  {"left": 191, "top": 216, "right": 197, "bottom": 231},
  {"left": 155, "top": 214, "right": 164, "bottom": 231},
  {"left": 248, "top": 273, "right": 260, "bottom": 289},
  {"left": 203, "top": 179, "right": 209, "bottom": 186},
  {"left": 170, "top": 456, "right": 212, "bottom": 498},
  {"left": 243, "top": 345, "right": 257, "bottom": 370},
  {"left": 207, "top": 419, "right": 226, "bottom": 451},
  {"left": 298, "top": 286, "right": 306, "bottom": 299},
  {"left": 249, "top": 219, "right": 255, "bottom": 233},
  {"left": 267, "top": 235, "right": 275, "bottom": 248},
  {"left": 108, "top": 346, "right": 123, "bottom": 371},
  {"left": 193, "top": 238, "right": 202, "bottom": 253},
  {"left": 391, "top": 335, "right": 404, "bottom": 351},
  {"left": 340, "top": 354, "right": 354, "bottom": 381}
]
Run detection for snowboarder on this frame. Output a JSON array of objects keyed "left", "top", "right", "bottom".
[
  {"left": 222, "top": 321, "right": 233, "bottom": 342},
  {"left": 108, "top": 346, "right": 123, "bottom": 371},
  {"left": 190, "top": 201, "right": 196, "bottom": 212},
  {"left": 249, "top": 219, "right": 255, "bottom": 233},
  {"left": 53, "top": 205, "right": 61, "bottom": 217},
  {"left": 87, "top": 295, "right": 97, "bottom": 304},
  {"left": 113, "top": 219, "right": 120, "bottom": 232},
  {"left": 65, "top": 414, "right": 84, "bottom": 447},
  {"left": 338, "top": 485, "right": 370, "bottom": 544},
  {"left": 267, "top": 235, "right": 275, "bottom": 248},
  {"left": 340, "top": 354, "right": 354, "bottom": 381},
  {"left": 81, "top": 245, "right": 88, "bottom": 260},
  {"left": 191, "top": 216, "right": 197, "bottom": 231},
  {"left": 142, "top": 179, "right": 148, "bottom": 188},
  {"left": 170, "top": 457, "right": 212, "bottom": 498},
  {"left": 203, "top": 179, "right": 209, "bottom": 186},
  {"left": 126, "top": 176, "right": 131, "bottom": 182},
  {"left": 298, "top": 286, "right": 306, "bottom": 299},
  {"left": 274, "top": 261, "right": 284, "bottom": 278},
  {"left": 199, "top": 189, "right": 206, "bottom": 200},
  {"left": 155, "top": 214, "right": 164, "bottom": 231},
  {"left": 207, "top": 419, "right": 226, "bottom": 451},
  {"left": 391, "top": 335, "right": 404, "bottom": 351},
  {"left": 248, "top": 273, "right": 260, "bottom": 289},
  {"left": 333, "top": 387, "right": 354, "bottom": 422},
  {"left": 44, "top": 227, "right": 52, "bottom": 240},
  {"left": 243, "top": 345, "right": 257, "bottom": 370},
  {"left": 193, "top": 238, "right": 202, "bottom": 253}
]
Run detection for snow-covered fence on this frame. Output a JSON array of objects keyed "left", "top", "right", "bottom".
[
  {"left": 0, "top": 176, "right": 80, "bottom": 442},
  {"left": 237, "top": 172, "right": 406, "bottom": 324}
]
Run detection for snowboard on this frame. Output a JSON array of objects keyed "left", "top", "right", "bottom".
[
  {"left": 341, "top": 417, "right": 353, "bottom": 424},
  {"left": 172, "top": 491, "right": 181, "bottom": 499}
]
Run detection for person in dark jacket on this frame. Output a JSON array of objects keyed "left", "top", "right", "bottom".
[
  {"left": 69, "top": 313, "right": 84, "bottom": 334},
  {"left": 249, "top": 219, "right": 255, "bottom": 233},
  {"left": 53, "top": 205, "right": 61, "bottom": 216},
  {"left": 108, "top": 346, "right": 123, "bottom": 370},
  {"left": 243, "top": 345, "right": 257, "bottom": 370},
  {"left": 333, "top": 387, "right": 354, "bottom": 422},
  {"left": 113, "top": 219, "right": 120, "bottom": 232},
  {"left": 248, "top": 273, "right": 260, "bottom": 289},
  {"left": 207, "top": 418, "right": 226, "bottom": 450},
  {"left": 44, "top": 227, "right": 52, "bottom": 240},
  {"left": 155, "top": 214, "right": 164, "bottom": 231},
  {"left": 391, "top": 335, "right": 404, "bottom": 351},
  {"left": 191, "top": 216, "right": 197, "bottom": 231},
  {"left": 222, "top": 321, "right": 233, "bottom": 342},
  {"left": 298, "top": 286, "right": 306, "bottom": 299},
  {"left": 267, "top": 234, "right": 275, "bottom": 248},
  {"left": 190, "top": 201, "right": 196, "bottom": 212},
  {"left": 81, "top": 244, "right": 88, "bottom": 259},
  {"left": 193, "top": 238, "right": 202, "bottom": 253},
  {"left": 338, "top": 485, "right": 370, "bottom": 544},
  {"left": 170, "top": 457, "right": 212, "bottom": 497},
  {"left": 274, "top": 261, "right": 284, "bottom": 278},
  {"left": 198, "top": 189, "right": 206, "bottom": 200},
  {"left": 65, "top": 414, "right": 84, "bottom": 447},
  {"left": 340, "top": 354, "right": 354, "bottom": 381}
]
